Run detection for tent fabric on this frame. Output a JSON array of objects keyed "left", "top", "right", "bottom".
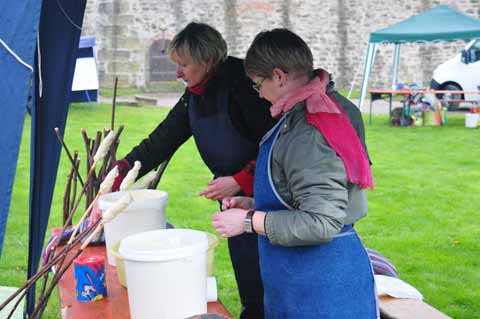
[
  {"left": 27, "top": 0, "right": 87, "bottom": 315},
  {"left": 0, "top": 0, "right": 42, "bottom": 258},
  {"left": 370, "top": 5, "right": 480, "bottom": 43}
]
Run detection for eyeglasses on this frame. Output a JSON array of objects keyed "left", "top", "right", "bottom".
[{"left": 252, "top": 78, "right": 266, "bottom": 93}]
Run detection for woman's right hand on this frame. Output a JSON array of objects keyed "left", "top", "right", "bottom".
[
  {"left": 87, "top": 202, "right": 102, "bottom": 227},
  {"left": 221, "top": 196, "right": 254, "bottom": 210}
]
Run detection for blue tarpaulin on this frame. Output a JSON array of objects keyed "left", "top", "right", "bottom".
[
  {"left": 28, "top": 0, "right": 87, "bottom": 314},
  {"left": 0, "top": 0, "right": 87, "bottom": 315},
  {"left": 0, "top": 0, "right": 41, "bottom": 259}
]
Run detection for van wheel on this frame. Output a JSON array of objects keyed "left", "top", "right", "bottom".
[{"left": 440, "top": 84, "right": 462, "bottom": 110}]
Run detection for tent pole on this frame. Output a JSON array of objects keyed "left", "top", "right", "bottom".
[
  {"left": 358, "top": 43, "right": 377, "bottom": 110},
  {"left": 347, "top": 5, "right": 369, "bottom": 99},
  {"left": 391, "top": 43, "right": 401, "bottom": 89}
]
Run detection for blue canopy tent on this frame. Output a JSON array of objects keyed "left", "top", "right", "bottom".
[
  {"left": 0, "top": 0, "right": 87, "bottom": 315},
  {"left": 70, "top": 35, "right": 99, "bottom": 104},
  {"left": 358, "top": 5, "right": 480, "bottom": 109}
]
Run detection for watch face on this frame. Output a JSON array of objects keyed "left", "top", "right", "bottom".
[
  {"left": 244, "top": 210, "right": 255, "bottom": 233},
  {"left": 244, "top": 219, "right": 253, "bottom": 233},
  {"left": 186, "top": 314, "right": 230, "bottom": 319}
]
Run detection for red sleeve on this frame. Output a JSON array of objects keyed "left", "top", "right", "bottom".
[
  {"left": 232, "top": 161, "right": 256, "bottom": 196},
  {"left": 111, "top": 158, "right": 132, "bottom": 191}
]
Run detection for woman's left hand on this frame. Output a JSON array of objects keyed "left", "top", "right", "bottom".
[
  {"left": 211, "top": 208, "right": 248, "bottom": 237},
  {"left": 199, "top": 176, "right": 241, "bottom": 200}
]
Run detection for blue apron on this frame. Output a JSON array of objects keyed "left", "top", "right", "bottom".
[
  {"left": 254, "top": 116, "right": 378, "bottom": 319},
  {"left": 188, "top": 89, "right": 258, "bottom": 178},
  {"left": 189, "top": 89, "right": 264, "bottom": 318}
]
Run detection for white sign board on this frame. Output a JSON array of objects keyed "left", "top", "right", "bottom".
[{"left": 71, "top": 57, "right": 99, "bottom": 91}]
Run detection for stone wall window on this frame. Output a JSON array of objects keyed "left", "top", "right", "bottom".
[{"left": 149, "top": 39, "right": 176, "bottom": 82}]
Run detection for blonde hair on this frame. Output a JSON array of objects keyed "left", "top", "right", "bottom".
[{"left": 169, "top": 22, "right": 227, "bottom": 67}]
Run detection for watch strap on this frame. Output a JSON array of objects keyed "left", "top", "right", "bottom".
[{"left": 244, "top": 209, "right": 256, "bottom": 234}]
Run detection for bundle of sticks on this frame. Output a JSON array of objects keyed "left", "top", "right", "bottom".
[
  {"left": 0, "top": 78, "right": 169, "bottom": 318},
  {"left": 0, "top": 128, "right": 122, "bottom": 318},
  {"left": 61, "top": 126, "right": 122, "bottom": 226}
]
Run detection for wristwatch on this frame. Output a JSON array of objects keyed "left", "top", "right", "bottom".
[{"left": 244, "top": 209, "right": 256, "bottom": 234}]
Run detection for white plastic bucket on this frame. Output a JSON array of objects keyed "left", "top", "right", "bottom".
[
  {"left": 119, "top": 229, "right": 208, "bottom": 319},
  {"left": 205, "top": 232, "right": 219, "bottom": 276},
  {"left": 99, "top": 189, "right": 168, "bottom": 266},
  {"left": 465, "top": 113, "right": 479, "bottom": 128}
]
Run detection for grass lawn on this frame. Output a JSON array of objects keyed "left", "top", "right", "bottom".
[{"left": 1, "top": 102, "right": 479, "bottom": 318}]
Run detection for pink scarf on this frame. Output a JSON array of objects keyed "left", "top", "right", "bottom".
[{"left": 270, "top": 69, "right": 374, "bottom": 189}]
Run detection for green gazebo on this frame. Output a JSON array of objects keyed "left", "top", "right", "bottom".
[{"left": 358, "top": 5, "right": 480, "bottom": 108}]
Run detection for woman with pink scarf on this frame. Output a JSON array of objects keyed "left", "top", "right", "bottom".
[{"left": 211, "top": 29, "right": 377, "bottom": 318}]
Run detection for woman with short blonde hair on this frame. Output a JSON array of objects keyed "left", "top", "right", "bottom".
[{"left": 105, "top": 22, "right": 275, "bottom": 319}]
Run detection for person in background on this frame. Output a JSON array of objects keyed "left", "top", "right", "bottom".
[
  {"left": 98, "top": 22, "right": 276, "bottom": 318},
  {"left": 211, "top": 28, "right": 377, "bottom": 318}
]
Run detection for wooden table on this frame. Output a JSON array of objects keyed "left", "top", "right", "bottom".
[
  {"left": 368, "top": 89, "right": 480, "bottom": 125},
  {"left": 57, "top": 245, "right": 232, "bottom": 318},
  {"left": 55, "top": 242, "right": 450, "bottom": 319},
  {"left": 379, "top": 295, "right": 452, "bottom": 319}
]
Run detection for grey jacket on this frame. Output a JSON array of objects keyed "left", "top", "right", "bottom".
[{"left": 263, "top": 97, "right": 369, "bottom": 247}]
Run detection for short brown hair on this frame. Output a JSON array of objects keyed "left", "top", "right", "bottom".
[
  {"left": 245, "top": 29, "right": 313, "bottom": 79},
  {"left": 169, "top": 22, "right": 227, "bottom": 67}
]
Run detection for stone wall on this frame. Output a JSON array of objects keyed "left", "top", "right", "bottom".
[{"left": 82, "top": 0, "right": 480, "bottom": 89}]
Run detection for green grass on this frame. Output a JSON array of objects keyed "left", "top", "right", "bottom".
[
  {"left": 99, "top": 87, "right": 144, "bottom": 98},
  {"left": 338, "top": 88, "right": 409, "bottom": 101},
  {"left": 1, "top": 103, "right": 479, "bottom": 318},
  {"left": 338, "top": 89, "right": 360, "bottom": 99},
  {"left": 145, "top": 81, "right": 185, "bottom": 93}
]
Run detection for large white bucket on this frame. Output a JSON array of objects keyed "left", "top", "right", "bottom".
[
  {"left": 99, "top": 189, "right": 168, "bottom": 266},
  {"left": 465, "top": 113, "right": 479, "bottom": 128},
  {"left": 119, "top": 229, "right": 208, "bottom": 319}
]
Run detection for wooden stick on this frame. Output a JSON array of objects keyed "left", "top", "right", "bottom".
[
  {"left": 98, "top": 125, "right": 124, "bottom": 180},
  {"left": 92, "top": 131, "right": 102, "bottom": 159},
  {"left": 30, "top": 247, "right": 82, "bottom": 319},
  {"left": 88, "top": 135, "right": 102, "bottom": 206},
  {"left": 30, "top": 248, "right": 80, "bottom": 319},
  {"left": 0, "top": 220, "right": 99, "bottom": 311},
  {"left": 98, "top": 130, "right": 111, "bottom": 182},
  {"left": 64, "top": 128, "right": 120, "bottom": 234},
  {"left": 63, "top": 167, "right": 74, "bottom": 225},
  {"left": 70, "top": 154, "right": 80, "bottom": 220},
  {"left": 92, "top": 132, "right": 103, "bottom": 194},
  {"left": 112, "top": 77, "right": 118, "bottom": 131},
  {"left": 66, "top": 129, "right": 122, "bottom": 243},
  {"left": 81, "top": 222, "right": 105, "bottom": 250},
  {"left": 48, "top": 151, "right": 108, "bottom": 277},
  {"left": 34, "top": 215, "right": 102, "bottom": 315},
  {"left": 87, "top": 139, "right": 94, "bottom": 207},
  {"left": 34, "top": 216, "right": 108, "bottom": 318},
  {"left": 81, "top": 129, "right": 93, "bottom": 210},
  {"left": 5, "top": 288, "right": 27, "bottom": 319},
  {"left": 37, "top": 154, "right": 101, "bottom": 303},
  {"left": 67, "top": 192, "right": 101, "bottom": 244},
  {"left": 55, "top": 127, "right": 85, "bottom": 187},
  {"left": 54, "top": 127, "right": 119, "bottom": 271},
  {"left": 31, "top": 222, "right": 105, "bottom": 319},
  {"left": 81, "top": 129, "right": 92, "bottom": 169},
  {"left": 150, "top": 156, "right": 171, "bottom": 189},
  {"left": 2, "top": 129, "right": 120, "bottom": 314},
  {"left": 2, "top": 128, "right": 121, "bottom": 314},
  {"left": 36, "top": 237, "right": 57, "bottom": 315},
  {"left": 63, "top": 161, "right": 96, "bottom": 235},
  {"left": 69, "top": 151, "right": 80, "bottom": 223}
]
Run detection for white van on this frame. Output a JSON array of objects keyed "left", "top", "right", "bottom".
[{"left": 431, "top": 39, "right": 480, "bottom": 109}]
